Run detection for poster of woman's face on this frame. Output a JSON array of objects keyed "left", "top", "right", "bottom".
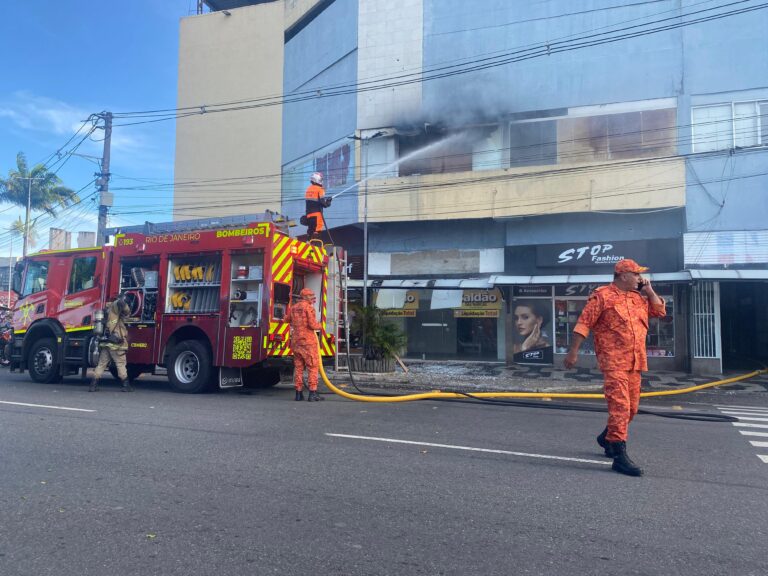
[{"left": 511, "top": 299, "right": 553, "bottom": 364}]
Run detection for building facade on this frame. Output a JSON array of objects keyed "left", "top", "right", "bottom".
[{"left": 177, "top": 0, "right": 768, "bottom": 373}]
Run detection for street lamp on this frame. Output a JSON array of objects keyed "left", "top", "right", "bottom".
[{"left": 349, "top": 130, "right": 385, "bottom": 307}]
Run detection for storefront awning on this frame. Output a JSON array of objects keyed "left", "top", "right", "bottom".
[
  {"left": 349, "top": 278, "right": 495, "bottom": 289},
  {"left": 349, "top": 270, "right": 765, "bottom": 288},
  {"left": 490, "top": 272, "right": 691, "bottom": 284},
  {"left": 688, "top": 269, "right": 768, "bottom": 280}
]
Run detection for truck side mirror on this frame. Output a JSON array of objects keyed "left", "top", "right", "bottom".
[{"left": 11, "top": 261, "right": 23, "bottom": 295}]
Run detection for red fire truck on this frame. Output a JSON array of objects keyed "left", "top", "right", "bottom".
[{"left": 9, "top": 217, "right": 345, "bottom": 393}]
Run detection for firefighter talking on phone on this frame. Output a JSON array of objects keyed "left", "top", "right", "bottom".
[{"left": 564, "top": 259, "right": 665, "bottom": 476}]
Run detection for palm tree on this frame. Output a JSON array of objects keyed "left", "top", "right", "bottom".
[
  {"left": 10, "top": 217, "right": 38, "bottom": 250},
  {"left": 0, "top": 152, "right": 78, "bottom": 255},
  {"left": 350, "top": 304, "right": 407, "bottom": 360}
]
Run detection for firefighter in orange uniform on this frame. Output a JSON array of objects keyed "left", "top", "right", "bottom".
[
  {"left": 285, "top": 288, "right": 324, "bottom": 401},
  {"left": 564, "top": 259, "right": 665, "bottom": 476},
  {"left": 304, "top": 172, "right": 332, "bottom": 240}
]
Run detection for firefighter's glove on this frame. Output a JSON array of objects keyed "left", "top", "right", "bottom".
[
  {"left": 107, "top": 333, "right": 124, "bottom": 345},
  {"left": 320, "top": 197, "right": 332, "bottom": 208}
]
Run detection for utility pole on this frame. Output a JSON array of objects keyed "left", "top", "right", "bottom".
[
  {"left": 10, "top": 176, "right": 44, "bottom": 258},
  {"left": 96, "top": 112, "right": 113, "bottom": 246},
  {"left": 6, "top": 236, "right": 11, "bottom": 306},
  {"left": 24, "top": 177, "right": 32, "bottom": 257},
  {"left": 348, "top": 130, "right": 385, "bottom": 307}
]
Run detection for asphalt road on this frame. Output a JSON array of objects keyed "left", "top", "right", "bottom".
[{"left": 1, "top": 369, "right": 766, "bottom": 576}]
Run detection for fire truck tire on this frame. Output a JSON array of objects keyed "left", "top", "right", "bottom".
[
  {"left": 243, "top": 366, "right": 281, "bottom": 388},
  {"left": 28, "top": 338, "right": 60, "bottom": 384},
  {"left": 167, "top": 340, "right": 214, "bottom": 394}
]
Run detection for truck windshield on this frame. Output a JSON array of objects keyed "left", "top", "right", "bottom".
[{"left": 22, "top": 261, "right": 49, "bottom": 296}]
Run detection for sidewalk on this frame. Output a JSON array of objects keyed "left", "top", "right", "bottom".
[{"left": 324, "top": 361, "right": 768, "bottom": 395}]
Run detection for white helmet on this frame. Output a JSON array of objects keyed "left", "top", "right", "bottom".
[{"left": 310, "top": 172, "right": 324, "bottom": 186}]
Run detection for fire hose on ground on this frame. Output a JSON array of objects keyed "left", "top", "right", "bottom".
[{"left": 316, "top": 338, "right": 768, "bottom": 422}]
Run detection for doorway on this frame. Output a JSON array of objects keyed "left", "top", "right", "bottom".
[{"left": 720, "top": 282, "right": 768, "bottom": 369}]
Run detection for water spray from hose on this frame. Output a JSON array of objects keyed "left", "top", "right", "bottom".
[{"left": 331, "top": 132, "right": 467, "bottom": 201}]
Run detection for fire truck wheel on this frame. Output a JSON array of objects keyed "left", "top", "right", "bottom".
[
  {"left": 243, "top": 366, "right": 281, "bottom": 388},
  {"left": 168, "top": 340, "right": 214, "bottom": 394},
  {"left": 28, "top": 338, "right": 60, "bottom": 384}
]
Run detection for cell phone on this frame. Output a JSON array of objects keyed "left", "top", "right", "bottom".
[{"left": 636, "top": 279, "right": 647, "bottom": 291}]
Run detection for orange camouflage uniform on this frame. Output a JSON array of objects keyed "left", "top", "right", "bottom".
[
  {"left": 574, "top": 284, "right": 666, "bottom": 442},
  {"left": 285, "top": 298, "right": 322, "bottom": 392}
]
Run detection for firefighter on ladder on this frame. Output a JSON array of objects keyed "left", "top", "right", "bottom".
[
  {"left": 303, "top": 172, "right": 332, "bottom": 242},
  {"left": 285, "top": 288, "right": 324, "bottom": 402}
]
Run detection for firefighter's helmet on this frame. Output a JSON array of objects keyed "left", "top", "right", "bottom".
[
  {"left": 310, "top": 172, "right": 323, "bottom": 186},
  {"left": 299, "top": 288, "right": 316, "bottom": 301}
]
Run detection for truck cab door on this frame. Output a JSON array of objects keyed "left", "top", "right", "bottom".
[
  {"left": 12, "top": 258, "right": 51, "bottom": 332},
  {"left": 59, "top": 254, "right": 101, "bottom": 331}
]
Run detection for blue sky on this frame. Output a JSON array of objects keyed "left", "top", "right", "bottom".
[{"left": 0, "top": 0, "right": 195, "bottom": 257}]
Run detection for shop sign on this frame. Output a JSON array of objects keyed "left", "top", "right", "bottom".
[
  {"left": 513, "top": 286, "right": 552, "bottom": 297},
  {"left": 376, "top": 291, "right": 419, "bottom": 316},
  {"left": 555, "top": 284, "right": 601, "bottom": 297},
  {"left": 454, "top": 309, "right": 499, "bottom": 318},
  {"left": 510, "top": 296, "right": 554, "bottom": 365},
  {"left": 537, "top": 240, "right": 653, "bottom": 268},
  {"left": 555, "top": 283, "right": 673, "bottom": 297},
  {"left": 684, "top": 230, "right": 768, "bottom": 266},
  {"left": 460, "top": 289, "right": 502, "bottom": 310},
  {"left": 381, "top": 309, "right": 417, "bottom": 317}
]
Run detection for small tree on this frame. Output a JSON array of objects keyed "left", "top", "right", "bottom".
[{"left": 351, "top": 304, "right": 407, "bottom": 360}]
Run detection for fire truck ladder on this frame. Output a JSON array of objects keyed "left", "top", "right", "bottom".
[{"left": 327, "top": 246, "right": 350, "bottom": 371}]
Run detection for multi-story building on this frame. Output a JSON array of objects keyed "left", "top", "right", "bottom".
[{"left": 176, "top": 0, "right": 768, "bottom": 373}]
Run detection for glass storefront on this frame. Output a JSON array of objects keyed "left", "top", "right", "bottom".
[
  {"left": 552, "top": 283, "right": 676, "bottom": 358},
  {"left": 375, "top": 288, "right": 504, "bottom": 360},
  {"left": 368, "top": 284, "right": 676, "bottom": 362}
]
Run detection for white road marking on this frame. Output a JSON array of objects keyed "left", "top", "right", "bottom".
[
  {"left": 714, "top": 404, "right": 768, "bottom": 410},
  {"left": 0, "top": 400, "right": 95, "bottom": 413},
  {"left": 739, "top": 431, "right": 768, "bottom": 438},
  {"left": 326, "top": 433, "right": 611, "bottom": 465},
  {"left": 721, "top": 415, "right": 768, "bottom": 422},
  {"left": 719, "top": 407, "right": 768, "bottom": 464}
]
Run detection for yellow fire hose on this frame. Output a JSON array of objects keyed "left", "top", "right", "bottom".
[{"left": 317, "top": 342, "right": 767, "bottom": 403}]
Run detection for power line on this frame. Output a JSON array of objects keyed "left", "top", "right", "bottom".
[
  {"left": 106, "top": 110, "right": 767, "bottom": 198},
  {"left": 108, "top": 1, "right": 768, "bottom": 126}
]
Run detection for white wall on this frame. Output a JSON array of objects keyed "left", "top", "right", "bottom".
[
  {"left": 175, "top": 2, "right": 285, "bottom": 220},
  {"left": 357, "top": 0, "right": 423, "bottom": 129}
]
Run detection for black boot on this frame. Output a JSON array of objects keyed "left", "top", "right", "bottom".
[
  {"left": 295, "top": 390, "right": 304, "bottom": 401},
  {"left": 88, "top": 378, "right": 99, "bottom": 392},
  {"left": 308, "top": 391, "right": 324, "bottom": 402},
  {"left": 120, "top": 378, "right": 133, "bottom": 392},
  {"left": 609, "top": 441, "right": 643, "bottom": 477},
  {"left": 596, "top": 427, "right": 615, "bottom": 458}
]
